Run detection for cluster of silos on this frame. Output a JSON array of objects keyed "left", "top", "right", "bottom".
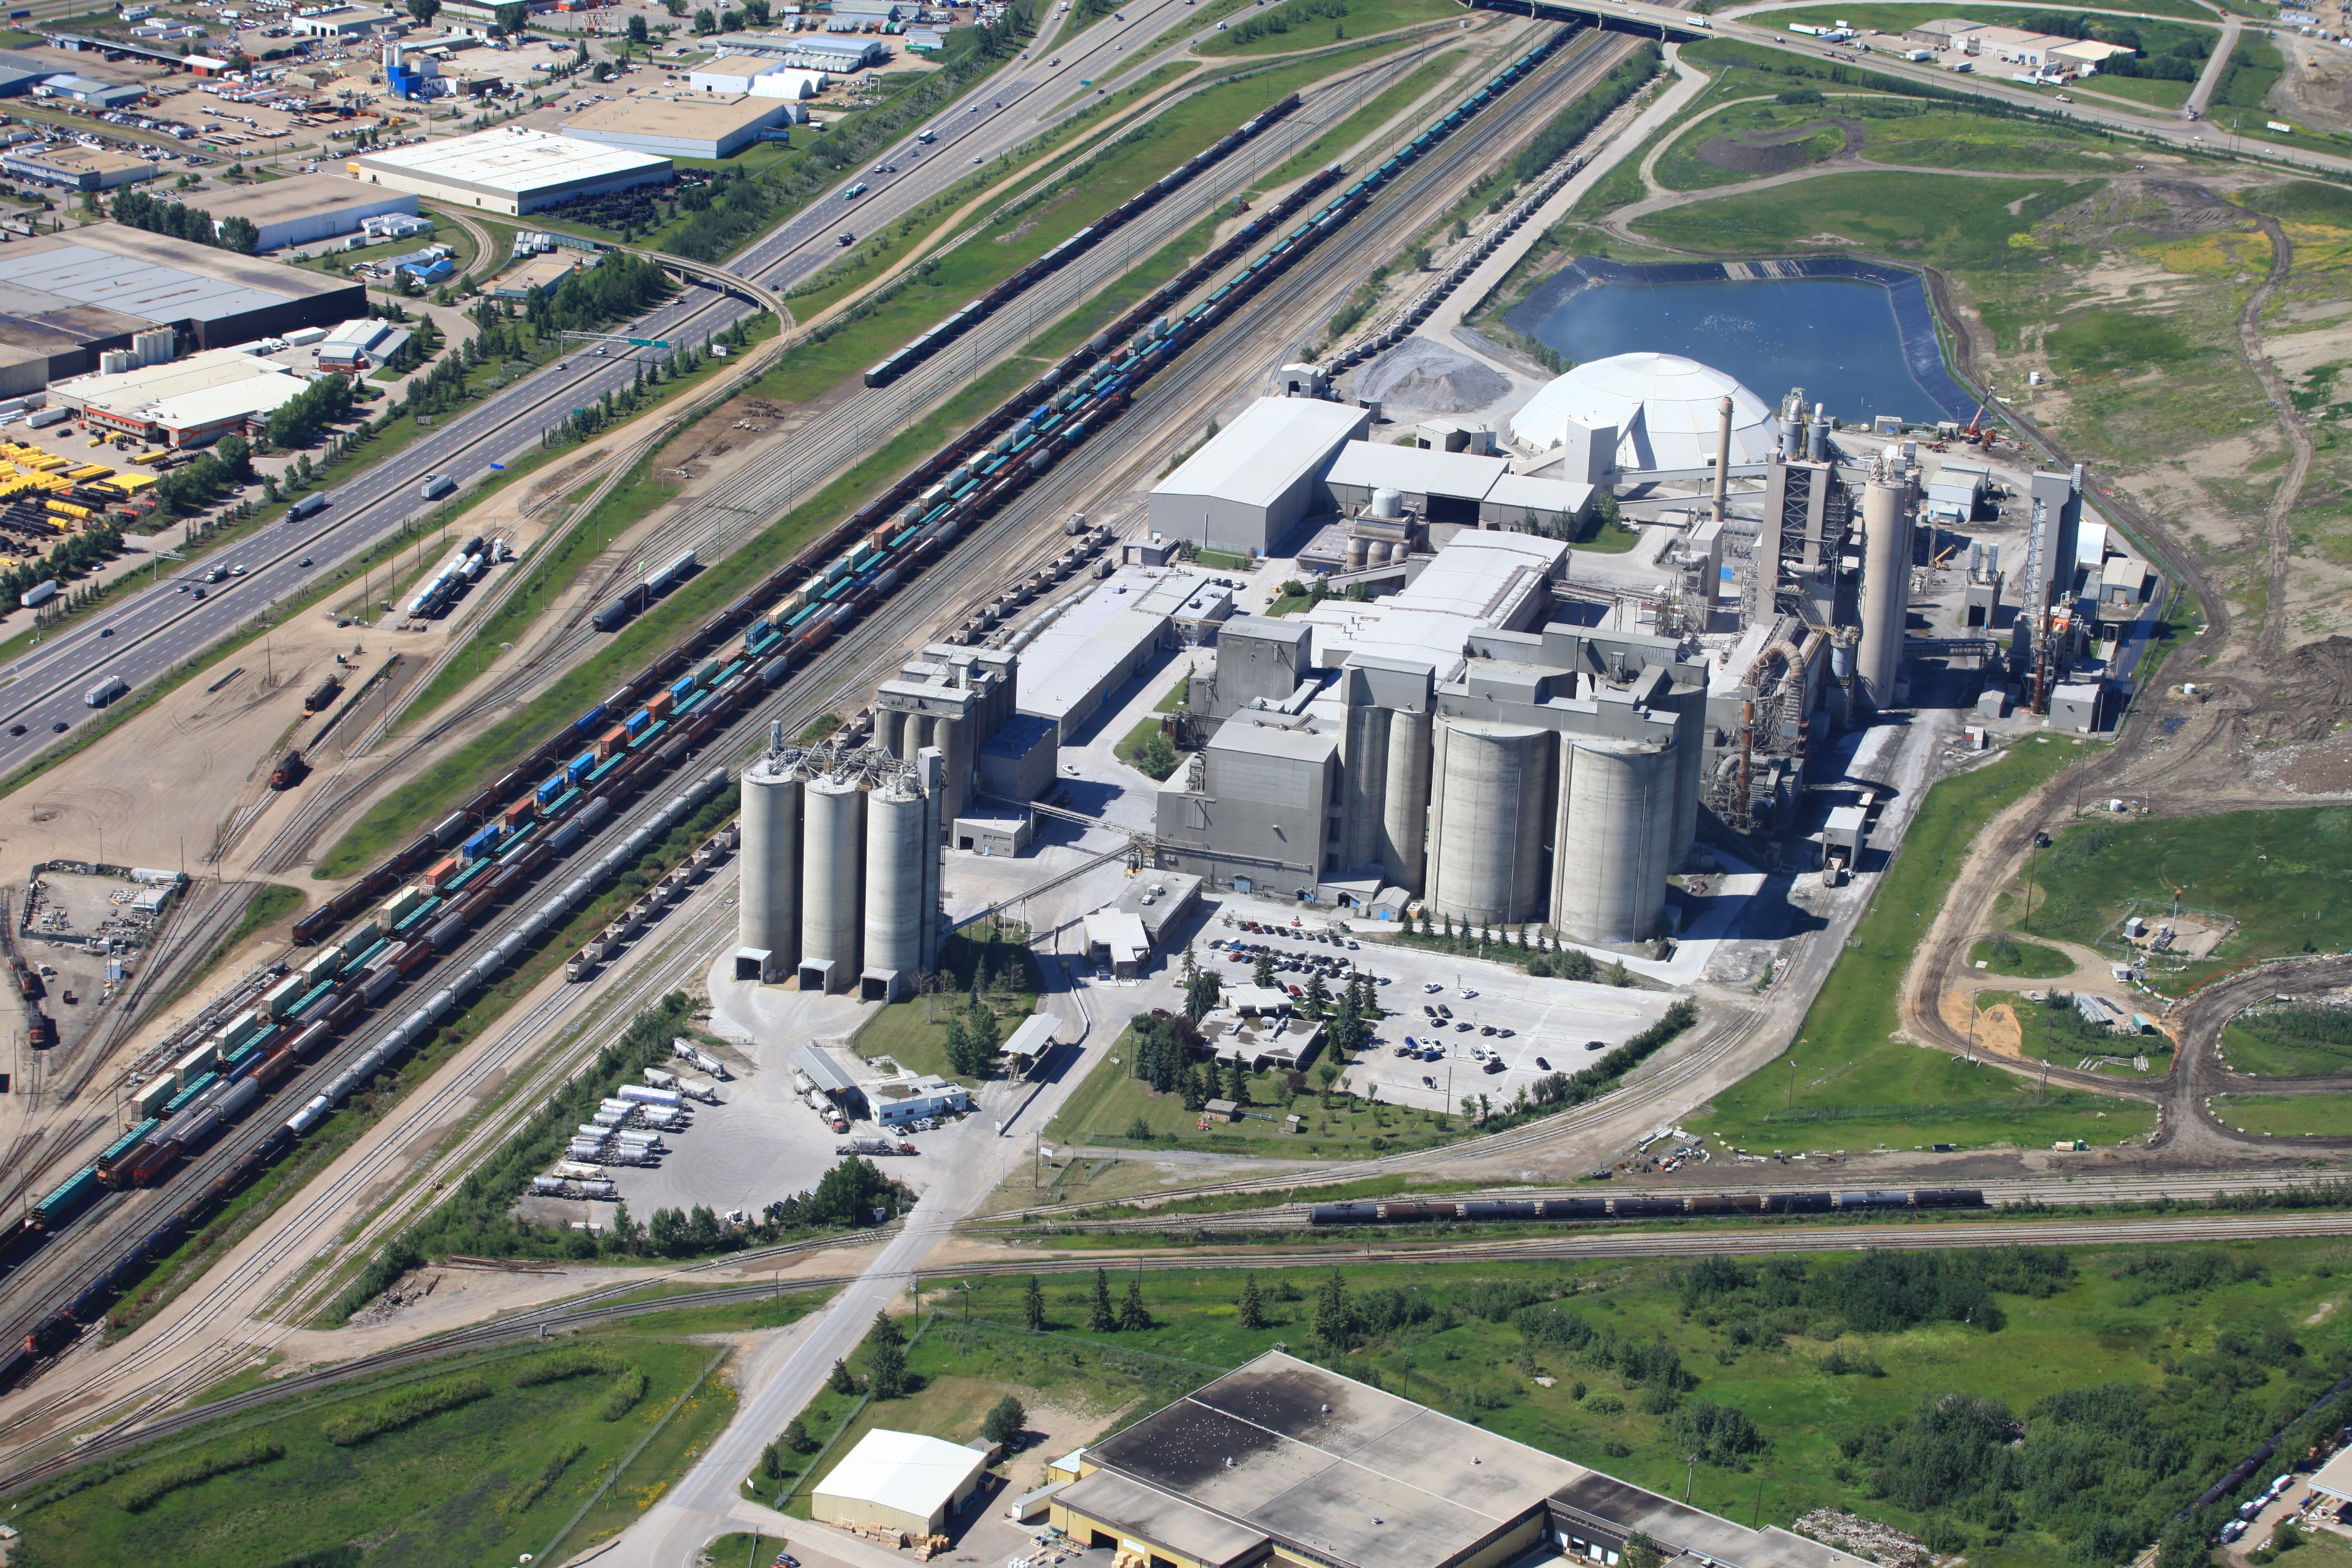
[
  {"left": 1856, "top": 448, "right": 1914, "bottom": 711},
  {"left": 1335, "top": 657, "right": 1434, "bottom": 894},
  {"left": 734, "top": 739, "right": 943, "bottom": 1000},
  {"left": 1553, "top": 737, "right": 1675, "bottom": 942},
  {"left": 1342, "top": 533, "right": 1411, "bottom": 571},
  {"left": 1427, "top": 719, "right": 1550, "bottom": 926},
  {"left": 873, "top": 644, "right": 1015, "bottom": 825}
]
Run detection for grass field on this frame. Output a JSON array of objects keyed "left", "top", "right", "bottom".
[
  {"left": 3, "top": 1290, "right": 829, "bottom": 1568},
  {"left": 1635, "top": 169, "right": 2100, "bottom": 267},
  {"left": 2219, "top": 1003, "right": 2352, "bottom": 1078},
  {"left": 1694, "top": 737, "right": 2159, "bottom": 1153},
  {"left": 1196, "top": 0, "right": 1455, "bottom": 55},
  {"left": 852, "top": 933, "right": 1044, "bottom": 1083},
  {"left": 2070, "top": 71, "right": 2194, "bottom": 111},
  {"left": 764, "top": 1240, "right": 2352, "bottom": 1568},
  {"left": 2025, "top": 807, "right": 2352, "bottom": 989},
  {"left": 2207, "top": 1091, "right": 2352, "bottom": 1137},
  {"left": 1975, "top": 988, "right": 2171, "bottom": 1073},
  {"left": 1968, "top": 933, "right": 2074, "bottom": 978},
  {"left": 1653, "top": 97, "right": 2123, "bottom": 194}
]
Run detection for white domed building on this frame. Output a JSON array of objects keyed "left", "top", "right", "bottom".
[{"left": 1509, "top": 351, "right": 1776, "bottom": 476}]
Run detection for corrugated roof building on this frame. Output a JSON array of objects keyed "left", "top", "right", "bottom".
[
  {"left": 1149, "top": 397, "right": 1371, "bottom": 555},
  {"left": 814, "top": 1430, "right": 991, "bottom": 1536},
  {"left": 347, "top": 128, "right": 669, "bottom": 216}
]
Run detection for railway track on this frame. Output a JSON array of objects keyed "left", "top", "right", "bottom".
[{"left": 10, "top": 1206, "right": 2352, "bottom": 1503}]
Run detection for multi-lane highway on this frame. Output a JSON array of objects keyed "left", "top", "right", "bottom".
[{"left": 0, "top": 0, "right": 1216, "bottom": 762}]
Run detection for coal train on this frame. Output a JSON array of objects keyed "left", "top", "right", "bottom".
[
  {"left": 862, "top": 93, "right": 1304, "bottom": 390},
  {"left": 0, "top": 28, "right": 1575, "bottom": 1390},
  {"left": 1309, "top": 1189, "right": 1989, "bottom": 1223}
]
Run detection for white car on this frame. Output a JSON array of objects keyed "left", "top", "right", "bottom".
[{"left": 1423, "top": 982, "right": 1442, "bottom": 993}]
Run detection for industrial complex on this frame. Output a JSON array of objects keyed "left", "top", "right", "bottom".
[{"left": 346, "top": 126, "right": 671, "bottom": 214}]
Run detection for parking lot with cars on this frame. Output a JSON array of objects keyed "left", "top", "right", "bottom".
[{"left": 1210, "top": 903, "right": 1682, "bottom": 1112}]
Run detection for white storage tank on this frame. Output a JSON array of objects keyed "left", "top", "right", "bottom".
[
  {"left": 1554, "top": 736, "right": 1675, "bottom": 944},
  {"left": 862, "top": 776, "right": 927, "bottom": 1000},
  {"left": 1428, "top": 719, "right": 1550, "bottom": 925},
  {"left": 799, "top": 773, "right": 866, "bottom": 993}
]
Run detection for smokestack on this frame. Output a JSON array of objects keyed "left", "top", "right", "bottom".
[{"left": 1711, "top": 395, "right": 1732, "bottom": 528}]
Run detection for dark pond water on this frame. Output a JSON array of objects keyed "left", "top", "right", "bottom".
[{"left": 1520, "top": 275, "right": 1945, "bottom": 426}]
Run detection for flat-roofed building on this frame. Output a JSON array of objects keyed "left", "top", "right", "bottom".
[
  {"left": 1153, "top": 717, "right": 1340, "bottom": 898},
  {"left": 560, "top": 91, "right": 797, "bottom": 159},
  {"left": 5, "top": 141, "right": 152, "bottom": 188},
  {"left": 1014, "top": 568, "right": 1177, "bottom": 743},
  {"left": 1149, "top": 396, "right": 1371, "bottom": 555},
  {"left": 491, "top": 252, "right": 581, "bottom": 300},
  {"left": 0, "top": 226, "right": 362, "bottom": 381},
  {"left": 814, "top": 1430, "right": 992, "bottom": 1537},
  {"left": 34, "top": 74, "right": 144, "bottom": 109},
  {"left": 49, "top": 345, "right": 313, "bottom": 446},
  {"left": 687, "top": 52, "right": 793, "bottom": 91},
  {"left": 197, "top": 172, "right": 418, "bottom": 252},
  {"left": 347, "top": 128, "right": 670, "bottom": 216},
  {"left": 1052, "top": 1353, "right": 1875, "bottom": 1568}
]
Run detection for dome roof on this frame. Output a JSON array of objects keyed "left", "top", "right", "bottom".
[{"left": 1509, "top": 352, "right": 1776, "bottom": 474}]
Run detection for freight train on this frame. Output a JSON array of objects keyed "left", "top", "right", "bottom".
[
  {"left": 862, "top": 93, "right": 1305, "bottom": 390},
  {"left": 1309, "top": 1189, "right": 1988, "bottom": 1223},
  {"left": 0, "top": 32, "right": 1575, "bottom": 1391}
]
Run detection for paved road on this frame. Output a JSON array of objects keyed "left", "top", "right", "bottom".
[
  {"left": 0, "top": 0, "right": 1204, "bottom": 771},
  {"left": 2187, "top": 13, "right": 2244, "bottom": 119}
]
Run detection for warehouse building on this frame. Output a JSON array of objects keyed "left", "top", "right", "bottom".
[
  {"left": 49, "top": 346, "right": 314, "bottom": 446},
  {"left": 347, "top": 128, "right": 670, "bottom": 215},
  {"left": 197, "top": 173, "right": 419, "bottom": 252},
  {"left": 814, "top": 1429, "right": 992, "bottom": 1537},
  {"left": 1323, "top": 440, "right": 1593, "bottom": 532},
  {"left": 1014, "top": 566, "right": 1180, "bottom": 743},
  {"left": 0, "top": 51, "right": 51, "bottom": 95},
  {"left": 4, "top": 142, "right": 152, "bottom": 189},
  {"left": 0, "top": 227, "right": 362, "bottom": 382},
  {"left": 34, "top": 74, "right": 145, "bottom": 109},
  {"left": 1149, "top": 397, "right": 1371, "bottom": 556},
  {"left": 689, "top": 54, "right": 825, "bottom": 97},
  {"left": 1155, "top": 533, "right": 1706, "bottom": 940},
  {"left": 1051, "top": 1353, "right": 1872, "bottom": 1568},
  {"left": 561, "top": 92, "right": 799, "bottom": 159}
]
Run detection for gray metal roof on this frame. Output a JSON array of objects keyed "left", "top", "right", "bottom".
[
  {"left": 1153, "top": 397, "right": 1368, "bottom": 508},
  {"left": 1207, "top": 721, "right": 1336, "bottom": 762},
  {"left": 0, "top": 241, "right": 288, "bottom": 324},
  {"left": 1325, "top": 438, "right": 1507, "bottom": 500},
  {"left": 795, "top": 1044, "right": 860, "bottom": 1095}
]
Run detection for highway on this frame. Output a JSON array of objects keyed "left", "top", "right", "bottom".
[{"left": 0, "top": 0, "right": 1214, "bottom": 767}]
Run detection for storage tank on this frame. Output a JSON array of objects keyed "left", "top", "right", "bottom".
[
  {"left": 1371, "top": 486, "right": 1404, "bottom": 519},
  {"left": 1345, "top": 535, "right": 1370, "bottom": 572},
  {"left": 1428, "top": 719, "right": 1549, "bottom": 924},
  {"left": 740, "top": 755, "right": 805, "bottom": 983},
  {"left": 1381, "top": 707, "right": 1432, "bottom": 892},
  {"left": 1338, "top": 701, "right": 1391, "bottom": 871},
  {"left": 799, "top": 773, "right": 866, "bottom": 992},
  {"left": 861, "top": 777, "right": 926, "bottom": 1000},
  {"left": 875, "top": 707, "right": 908, "bottom": 759},
  {"left": 1555, "top": 737, "right": 1674, "bottom": 943},
  {"left": 1857, "top": 452, "right": 1911, "bottom": 710}
]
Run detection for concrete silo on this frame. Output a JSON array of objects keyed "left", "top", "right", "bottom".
[
  {"left": 1553, "top": 736, "right": 1675, "bottom": 944},
  {"left": 735, "top": 752, "right": 805, "bottom": 983},
  {"left": 798, "top": 773, "right": 867, "bottom": 993},
  {"left": 1427, "top": 718, "right": 1550, "bottom": 926},
  {"left": 1857, "top": 450, "right": 1912, "bottom": 711},
  {"left": 1338, "top": 702, "right": 1392, "bottom": 872},
  {"left": 1380, "top": 706, "right": 1432, "bottom": 893},
  {"left": 862, "top": 774, "right": 928, "bottom": 1001}
]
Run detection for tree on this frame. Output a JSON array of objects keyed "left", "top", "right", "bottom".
[
  {"left": 982, "top": 1393, "right": 1027, "bottom": 1447},
  {"left": 1313, "top": 1268, "right": 1357, "bottom": 1350},
  {"left": 217, "top": 214, "right": 260, "bottom": 254},
  {"left": 784, "top": 1414, "right": 816, "bottom": 1453},
  {"left": 1253, "top": 950, "right": 1277, "bottom": 988},
  {"left": 1023, "top": 1274, "right": 1046, "bottom": 1332},
  {"left": 1120, "top": 1275, "right": 1152, "bottom": 1332},
  {"left": 1304, "top": 971, "right": 1330, "bottom": 1017},
  {"left": 762, "top": 1437, "right": 790, "bottom": 1479},
  {"left": 1227, "top": 1056, "right": 1249, "bottom": 1106},
  {"left": 868, "top": 1340, "right": 909, "bottom": 1399},
  {"left": 1087, "top": 1268, "right": 1116, "bottom": 1332},
  {"left": 1237, "top": 1273, "right": 1266, "bottom": 1330},
  {"left": 869, "top": 1309, "right": 903, "bottom": 1350},
  {"left": 626, "top": 9, "right": 649, "bottom": 41},
  {"left": 494, "top": 0, "right": 528, "bottom": 28},
  {"left": 1134, "top": 729, "right": 1179, "bottom": 780},
  {"left": 827, "top": 1357, "right": 858, "bottom": 1395},
  {"left": 405, "top": 0, "right": 439, "bottom": 21},
  {"left": 693, "top": 4, "right": 716, "bottom": 28},
  {"left": 1621, "top": 1535, "right": 1664, "bottom": 1568},
  {"left": 1183, "top": 962, "right": 1220, "bottom": 1024}
]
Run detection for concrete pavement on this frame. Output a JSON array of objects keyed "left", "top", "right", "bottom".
[{"left": 2186, "top": 13, "right": 2243, "bottom": 119}]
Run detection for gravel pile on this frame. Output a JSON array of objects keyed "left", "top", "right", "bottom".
[
  {"left": 1794, "top": 1509, "right": 1933, "bottom": 1568},
  {"left": 1355, "top": 336, "right": 1512, "bottom": 420}
]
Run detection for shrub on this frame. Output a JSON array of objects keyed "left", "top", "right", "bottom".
[
  {"left": 599, "top": 1367, "right": 648, "bottom": 1422},
  {"left": 116, "top": 1440, "right": 283, "bottom": 1511},
  {"left": 321, "top": 1377, "right": 490, "bottom": 1446}
]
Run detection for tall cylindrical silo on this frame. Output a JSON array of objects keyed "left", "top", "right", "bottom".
[
  {"left": 1857, "top": 465, "right": 1910, "bottom": 710},
  {"left": 876, "top": 707, "right": 907, "bottom": 759},
  {"left": 799, "top": 774, "right": 866, "bottom": 992},
  {"left": 1428, "top": 719, "right": 1549, "bottom": 926},
  {"left": 738, "top": 757, "right": 804, "bottom": 982},
  {"left": 1555, "top": 737, "right": 1673, "bottom": 944},
  {"left": 1664, "top": 693, "right": 1701, "bottom": 872},
  {"left": 1380, "top": 707, "right": 1432, "bottom": 893},
  {"left": 862, "top": 778, "right": 926, "bottom": 998},
  {"left": 1339, "top": 702, "right": 1392, "bottom": 872}
]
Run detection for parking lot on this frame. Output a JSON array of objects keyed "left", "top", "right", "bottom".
[{"left": 1207, "top": 900, "right": 1681, "bottom": 1113}]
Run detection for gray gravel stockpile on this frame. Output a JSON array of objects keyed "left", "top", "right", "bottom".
[{"left": 1356, "top": 336, "right": 1513, "bottom": 420}]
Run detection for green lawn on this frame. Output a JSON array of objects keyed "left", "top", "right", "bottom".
[
  {"left": 2069, "top": 71, "right": 2193, "bottom": 111},
  {"left": 1854, "top": 106, "right": 2133, "bottom": 173},
  {"left": 0, "top": 1302, "right": 818, "bottom": 1568},
  {"left": 1655, "top": 98, "right": 1856, "bottom": 194},
  {"left": 2219, "top": 1003, "right": 2352, "bottom": 1078},
  {"left": 1634, "top": 170, "right": 2101, "bottom": 267},
  {"left": 778, "top": 1240, "right": 2352, "bottom": 1568},
  {"left": 2024, "top": 807, "right": 2352, "bottom": 990},
  {"left": 2207, "top": 1091, "right": 2352, "bottom": 1137},
  {"left": 852, "top": 933, "right": 1044, "bottom": 1084},
  {"left": 1976, "top": 988, "right": 2169, "bottom": 1073},
  {"left": 1196, "top": 0, "right": 1456, "bottom": 56},
  {"left": 1694, "top": 738, "right": 2159, "bottom": 1152},
  {"left": 1969, "top": 933, "right": 2074, "bottom": 978}
]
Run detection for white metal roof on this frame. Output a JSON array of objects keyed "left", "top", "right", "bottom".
[
  {"left": 2310, "top": 1443, "right": 2352, "bottom": 1501},
  {"left": 1016, "top": 584, "right": 1166, "bottom": 722},
  {"left": 1387, "top": 530, "right": 1564, "bottom": 620},
  {"left": 1152, "top": 397, "right": 1368, "bottom": 509},
  {"left": 1485, "top": 471, "right": 1593, "bottom": 515},
  {"left": 815, "top": 1429, "right": 989, "bottom": 1519},
  {"left": 1003, "top": 1014, "right": 1060, "bottom": 1058},
  {"left": 1208, "top": 721, "right": 1337, "bottom": 763},
  {"left": 1084, "top": 910, "right": 1151, "bottom": 963},
  {"left": 1324, "top": 439, "right": 1506, "bottom": 501},
  {"left": 352, "top": 129, "right": 666, "bottom": 194},
  {"left": 1509, "top": 352, "right": 1775, "bottom": 472}
]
